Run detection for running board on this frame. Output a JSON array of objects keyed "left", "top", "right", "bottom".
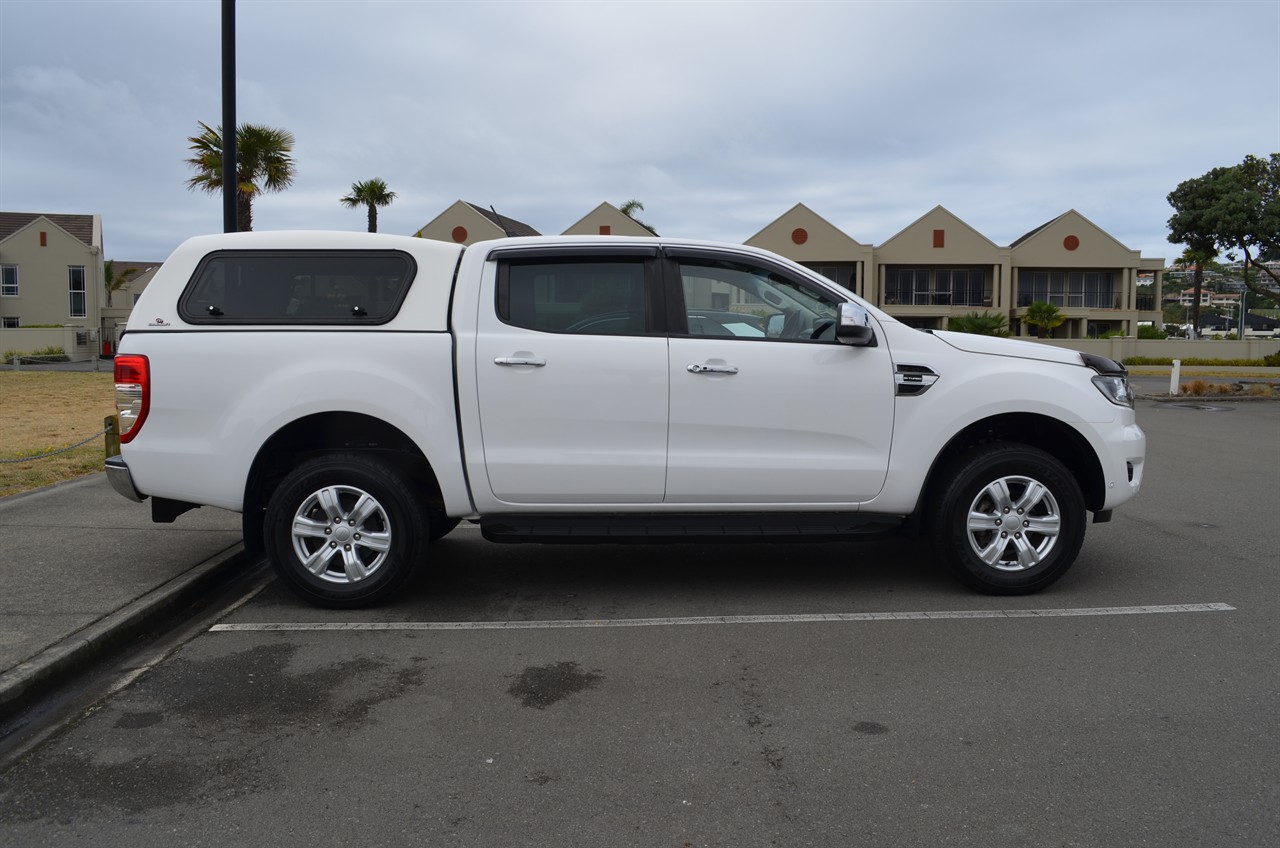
[{"left": 480, "top": 513, "right": 902, "bottom": 544}]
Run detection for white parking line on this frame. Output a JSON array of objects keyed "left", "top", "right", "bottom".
[{"left": 209, "top": 602, "right": 1235, "bottom": 632}]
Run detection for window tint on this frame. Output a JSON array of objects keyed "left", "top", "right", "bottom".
[
  {"left": 678, "top": 257, "right": 840, "bottom": 341},
  {"left": 497, "top": 258, "right": 652, "bottom": 335},
  {"left": 179, "top": 251, "right": 414, "bottom": 324}
]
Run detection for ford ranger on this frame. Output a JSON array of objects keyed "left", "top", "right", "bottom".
[{"left": 106, "top": 231, "right": 1145, "bottom": 607}]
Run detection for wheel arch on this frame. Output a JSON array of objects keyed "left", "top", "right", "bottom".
[
  {"left": 917, "top": 412, "right": 1105, "bottom": 526},
  {"left": 241, "top": 411, "right": 443, "bottom": 557}
]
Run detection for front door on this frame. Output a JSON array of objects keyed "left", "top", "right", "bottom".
[{"left": 664, "top": 250, "right": 895, "bottom": 504}]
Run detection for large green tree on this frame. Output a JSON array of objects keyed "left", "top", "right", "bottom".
[
  {"left": 185, "top": 121, "right": 296, "bottom": 232},
  {"left": 340, "top": 178, "right": 397, "bottom": 233},
  {"left": 1167, "top": 153, "right": 1280, "bottom": 301}
]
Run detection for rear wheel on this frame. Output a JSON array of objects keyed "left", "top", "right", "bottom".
[
  {"left": 929, "top": 443, "right": 1085, "bottom": 594},
  {"left": 265, "top": 453, "right": 427, "bottom": 608}
]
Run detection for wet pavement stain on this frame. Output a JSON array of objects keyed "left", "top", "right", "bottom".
[
  {"left": 853, "top": 721, "right": 890, "bottom": 735},
  {"left": 507, "top": 661, "right": 602, "bottom": 709},
  {"left": 0, "top": 643, "right": 434, "bottom": 823}
]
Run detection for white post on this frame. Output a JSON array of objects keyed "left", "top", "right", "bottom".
[{"left": 1170, "top": 359, "right": 1182, "bottom": 396}]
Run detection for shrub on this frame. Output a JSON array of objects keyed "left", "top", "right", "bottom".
[{"left": 1183, "top": 380, "right": 1208, "bottom": 396}]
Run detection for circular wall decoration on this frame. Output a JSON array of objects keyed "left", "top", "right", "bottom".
[
  {"left": 451, "top": 226, "right": 468, "bottom": 243},
  {"left": 1063, "top": 235, "right": 1080, "bottom": 251},
  {"left": 791, "top": 228, "right": 809, "bottom": 245}
]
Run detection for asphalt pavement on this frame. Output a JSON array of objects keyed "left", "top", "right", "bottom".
[{"left": 0, "top": 475, "right": 245, "bottom": 721}]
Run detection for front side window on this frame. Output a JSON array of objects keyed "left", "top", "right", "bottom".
[
  {"left": 497, "top": 257, "right": 654, "bottom": 335},
  {"left": 68, "top": 266, "right": 86, "bottom": 317},
  {"left": 179, "top": 251, "right": 414, "bottom": 324},
  {"left": 677, "top": 256, "right": 840, "bottom": 341},
  {"left": 1, "top": 265, "right": 17, "bottom": 297}
]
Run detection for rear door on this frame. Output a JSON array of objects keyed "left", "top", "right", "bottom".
[{"left": 473, "top": 247, "right": 669, "bottom": 504}]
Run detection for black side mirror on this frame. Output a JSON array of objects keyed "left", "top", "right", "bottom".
[{"left": 836, "top": 302, "right": 877, "bottom": 347}]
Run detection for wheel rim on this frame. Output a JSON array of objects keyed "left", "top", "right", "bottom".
[
  {"left": 965, "top": 475, "right": 1061, "bottom": 571},
  {"left": 289, "top": 485, "right": 392, "bottom": 584}
]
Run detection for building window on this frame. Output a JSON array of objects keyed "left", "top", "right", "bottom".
[
  {"left": 68, "top": 266, "right": 87, "bottom": 318},
  {"left": 884, "top": 267, "right": 990, "bottom": 307},
  {"left": 2, "top": 317, "right": 18, "bottom": 328},
  {"left": 803, "top": 263, "right": 857, "bottom": 293},
  {"left": 1018, "top": 269, "right": 1115, "bottom": 308},
  {"left": 1, "top": 265, "right": 17, "bottom": 297}
]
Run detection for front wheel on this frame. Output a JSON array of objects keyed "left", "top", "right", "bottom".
[
  {"left": 929, "top": 444, "right": 1085, "bottom": 595},
  {"left": 264, "top": 453, "right": 428, "bottom": 608}
]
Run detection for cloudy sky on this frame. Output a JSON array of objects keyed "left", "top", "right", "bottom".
[{"left": 1, "top": 0, "right": 1276, "bottom": 262}]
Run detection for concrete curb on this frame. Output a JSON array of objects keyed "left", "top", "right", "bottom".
[{"left": 0, "top": 543, "right": 249, "bottom": 723}]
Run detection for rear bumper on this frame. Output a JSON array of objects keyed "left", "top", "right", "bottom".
[{"left": 105, "top": 455, "right": 145, "bottom": 503}]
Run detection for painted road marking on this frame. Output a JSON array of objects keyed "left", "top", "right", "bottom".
[{"left": 210, "top": 602, "right": 1235, "bottom": 632}]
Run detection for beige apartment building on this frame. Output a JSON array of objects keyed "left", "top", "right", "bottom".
[
  {"left": 418, "top": 200, "right": 1165, "bottom": 338},
  {"left": 748, "top": 204, "right": 1165, "bottom": 338}
]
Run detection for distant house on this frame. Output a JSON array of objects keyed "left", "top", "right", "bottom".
[
  {"left": 413, "top": 200, "right": 540, "bottom": 245},
  {"left": 1198, "top": 312, "right": 1280, "bottom": 338},
  {"left": 562, "top": 202, "right": 658, "bottom": 237},
  {"left": 0, "top": 212, "right": 103, "bottom": 329}
]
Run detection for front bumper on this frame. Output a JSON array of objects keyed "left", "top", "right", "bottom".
[{"left": 105, "top": 455, "right": 145, "bottom": 503}]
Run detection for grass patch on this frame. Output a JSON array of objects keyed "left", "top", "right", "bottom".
[{"left": 0, "top": 371, "right": 116, "bottom": 498}]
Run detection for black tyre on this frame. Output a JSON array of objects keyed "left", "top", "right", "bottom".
[
  {"left": 264, "top": 453, "right": 428, "bottom": 608},
  {"left": 928, "top": 443, "right": 1085, "bottom": 595}
]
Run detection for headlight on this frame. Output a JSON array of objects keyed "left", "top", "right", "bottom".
[{"left": 1092, "top": 374, "right": 1134, "bottom": 408}]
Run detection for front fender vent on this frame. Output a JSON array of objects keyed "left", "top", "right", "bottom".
[{"left": 895, "top": 364, "right": 939, "bottom": 396}]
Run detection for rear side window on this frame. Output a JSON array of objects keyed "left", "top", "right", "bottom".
[
  {"left": 496, "top": 257, "right": 657, "bottom": 335},
  {"left": 179, "top": 250, "right": 415, "bottom": 324}
]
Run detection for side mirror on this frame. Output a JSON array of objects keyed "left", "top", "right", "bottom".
[{"left": 835, "top": 302, "right": 877, "bottom": 347}]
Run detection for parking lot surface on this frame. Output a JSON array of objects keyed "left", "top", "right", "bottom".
[{"left": 1, "top": 402, "right": 1277, "bottom": 846}]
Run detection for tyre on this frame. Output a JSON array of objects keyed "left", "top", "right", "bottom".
[
  {"left": 928, "top": 443, "right": 1085, "bottom": 595},
  {"left": 264, "top": 453, "right": 428, "bottom": 608}
]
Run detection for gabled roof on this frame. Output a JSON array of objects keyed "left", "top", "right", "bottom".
[
  {"left": 878, "top": 205, "right": 1000, "bottom": 251},
  {"left": 0, "top": 212, "right": 97, "bottom": 246},
  {"left": 1011, "top": 209, "right": 1131, "bottom": 254},
  {"left": 107, "top": 260, "right": 161, "bottom": 285},
  {"left": 463, "top": 202, "right": 540, "bottom": 237}
]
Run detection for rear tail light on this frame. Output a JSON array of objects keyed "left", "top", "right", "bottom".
[{"left": 114, "top": 354, "right": 150, "bottom": 443}]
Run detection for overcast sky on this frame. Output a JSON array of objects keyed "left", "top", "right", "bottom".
[{"left": 1, "top": 0, "right": 1277, "bottom": 263}]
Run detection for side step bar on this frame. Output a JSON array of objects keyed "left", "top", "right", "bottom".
[{"left": 480, "top": 513, "right": 902, "bottom": 544}]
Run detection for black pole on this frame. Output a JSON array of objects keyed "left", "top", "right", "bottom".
[{"left": 221, "top": 0, "right": 237, "bottom": 233}]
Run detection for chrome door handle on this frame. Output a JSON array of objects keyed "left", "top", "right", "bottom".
[
  {"left": 495, "top": 356, "right": 546, "bottom": 367},
  {"left": 687, "top": 363, "right": 738, "bottom": 375}
]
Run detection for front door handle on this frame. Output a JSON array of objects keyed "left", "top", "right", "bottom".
[
  {"left": 687, "top": 363, "right": 739, "bottom": 375},
  {"left": 495, "top": 356, "right": 546, "bottom": 367}
]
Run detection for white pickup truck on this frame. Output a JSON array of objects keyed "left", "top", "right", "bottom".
[{"left": 107, "top": 231, "right": 1145, "bottom": 607}]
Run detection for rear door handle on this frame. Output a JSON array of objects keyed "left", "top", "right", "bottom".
[
  {"left": 495, "top": 356, "right": 546, "bottom": 367},
  {"left": 687, "top": 363, "right": 738, "bottom": 375}
]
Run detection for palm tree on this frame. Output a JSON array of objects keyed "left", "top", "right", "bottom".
[
  {"left": 340, "top": 179, "right": 397, "bottom": 233},
  {"left": 1175, "top": 246, "right": 1216, "bottom": 338},
  {"left": 103, "top": 260, "right": 138, "bottom": 308},
  {"left": 619, "top": 198, "right": 657, "bottom": 235},
  {"left": 185, "top": 121, "right": 296, "bottom": 232},
  {"left": 947, "top": 311, "right": 1009, "bottom": 336},
  {"left": 1023, "top": 301, "right": 1066, "bottom": 338}
]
